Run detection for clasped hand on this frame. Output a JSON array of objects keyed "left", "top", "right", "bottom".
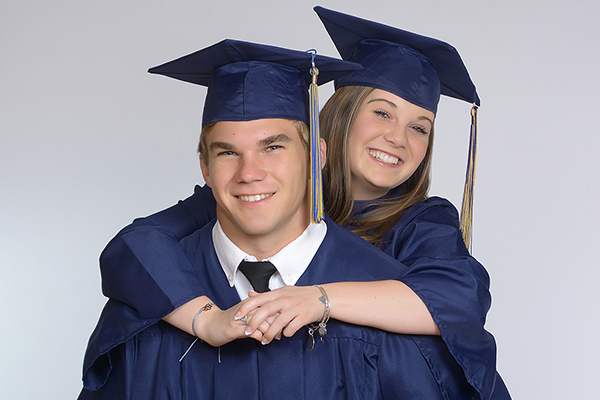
[{"left": 235, "top": 285, "right": 324, "bottom": 345}]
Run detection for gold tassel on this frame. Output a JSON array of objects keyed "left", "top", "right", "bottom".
[{"left": 460, "top": 105, "right": 478, "bottom": 250}]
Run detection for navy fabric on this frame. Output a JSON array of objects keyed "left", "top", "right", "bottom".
[
  {"left": 99, "top": 184, "right": 216, "bottom": 321},
  {"left": 358, "top": 196, "right": 510, "bottom": 399},
  {"left": 80, "top": 219, "right": 482, "bottom": 399},
  {"left": 147, "top": 39, "right": 360, "bottom": 126},
  {"left": 83, "top": 186, "right": 510, "bottom": 399},
  {"left": 314, "top": 6, "right": 480, "bottom": 113}
]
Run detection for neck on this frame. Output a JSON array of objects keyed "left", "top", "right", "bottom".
[
  {"left": 235, "top": 222, "right": 310, "bottom": 260},
  {"left": 217, "top": 200, "right": 311, "bottom": 260}
]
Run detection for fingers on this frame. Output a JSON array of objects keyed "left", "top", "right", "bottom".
[
  {"left": 240, "top": 312, "right": 278, "bottom": 344},
  {"left": 235, "top": 291, "right": 274, "bottom": 321},
  {"left": 201, "top": 306, "right": 255, "bottom": 346},
  {"left": 260, "top": 314, "right": 291, "bottom": 344},
  {"left": 234, "top": 286, "right": 325, "bottom": 344},
  {"left": 242, "top": 310, "right": 308, "bottom": 344},
  {"left": 243, "top": 301, "right": 283, "bottom": 335}
]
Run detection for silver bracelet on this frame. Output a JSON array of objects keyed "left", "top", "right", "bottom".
[
  {"left": 307, "top": 285, "right": 330, "bottom": 350},
  {"left": 315, "top": 285, "right": 330, "bottom": 325}
]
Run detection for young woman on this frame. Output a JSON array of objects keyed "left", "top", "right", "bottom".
[{"left": 96, "top": 7, "right": 510, "bottom": 400}]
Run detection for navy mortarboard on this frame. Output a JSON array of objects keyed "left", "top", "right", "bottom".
[
  {"left": 149, "top": 39, "right": 361, "bottom": 223},
  {"left": 314, "top": 6, "right": 480, "bottom": 247}
]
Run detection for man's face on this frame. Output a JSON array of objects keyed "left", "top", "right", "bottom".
[{"left": 201, "top": 118, "right": 312, "bottom": 257}]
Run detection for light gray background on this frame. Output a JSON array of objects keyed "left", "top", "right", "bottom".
[{"left": 2, "top": 1, "right": 599, "bottom": 398}]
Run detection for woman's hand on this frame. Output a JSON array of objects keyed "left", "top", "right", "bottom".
[
  {"left": 163, "top": 296, "right": 270, "bottom": 346},
  {"left": 236, "top": 280, "right": 440, "bottom": 339},
  {"left": 235, "top": 286, "right": 325, "bottom": 344}
]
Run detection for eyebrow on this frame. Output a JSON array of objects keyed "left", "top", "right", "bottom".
[
  {"left": 208, "top": 134, "right": 292, "bottom": 152},
  {"left": 209, "top": 141, "right": 234, "bottom": 152},
  {"left": 416, "top": 115, "right": 435, "bottom": 126},
  {"left": 257, "top": 134, "right": 292, "bottom": 146},
  {"left": 367, "top": 98, "right": 397, "bottom": 109},
  {"left": 368, "top": 98, "right": 434, "bottom": 126}
]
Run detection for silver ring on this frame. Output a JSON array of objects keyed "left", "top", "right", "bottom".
[{"left": 241, "top": 314, "right": 251, "bottom": 324}]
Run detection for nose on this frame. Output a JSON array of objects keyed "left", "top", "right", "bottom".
[
  {"left": 382, "top": 124, "right": 408, "bottom": 148},
  {"left": 235, "top": 153, "right": 267, "bottom": 183}
]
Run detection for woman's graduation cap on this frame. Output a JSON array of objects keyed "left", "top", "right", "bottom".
[
  {"left": 148, "top": 39, "right": 361, "bottom": 223},
  {"left": 314, "top": 6, "right": 481, "bottom": 248}
]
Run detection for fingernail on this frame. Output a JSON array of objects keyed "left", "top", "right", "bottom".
[
  {"left": 261, "top": 339, "right": 267, "bottom": 345},
  {"left": 234, "top": 312, "right": 241, "bottom": 320},
  {"left": 245, "top": 328, "right": 251, "bottom": 336}
]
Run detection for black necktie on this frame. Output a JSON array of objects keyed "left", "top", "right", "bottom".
[{"left": 238, "top": 260, "right": 277, "bottom": 293}]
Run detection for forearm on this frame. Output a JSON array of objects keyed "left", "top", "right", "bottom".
[
  {"left": 162, "top": 296, "right": 215, "bottom": 336},
  {"left": 238, "top": 280, "right": 440, "bottom": 342},
  {"left": 163, "top": 296, "right": 264, "bottom": 346},
  {"left": 323, "top": 280, "right": 440, "bottom": 335}
]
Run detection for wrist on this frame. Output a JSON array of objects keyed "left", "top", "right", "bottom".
[
  {"left": 179, "top": 301, "right": 217, "bottom": 362},
  {"left": 315, "top": 285, "right": 330, "bottom": 325},
  {"left": 307, "top": 285, "right": 330, "bottom": 350},
  {"left": 192, "top": 302, "right": 215, "bottom": 338}
]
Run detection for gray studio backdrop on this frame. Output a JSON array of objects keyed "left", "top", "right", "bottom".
[{"left": 1, "top": 1, "right": 599, "bottom": 399}]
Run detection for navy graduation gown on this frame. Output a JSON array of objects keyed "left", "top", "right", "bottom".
[
  {"left": 99, "top": 185, "right": 216, "bottom": 320},
  {"left": 90, "top": 186, "right": 510, "bottom": 399},
  {"left": 357, "top": 196, "right": 510, "bottom": 399},
  {"left": 80, "top": 219, "right": 478, "bottom": 399}
]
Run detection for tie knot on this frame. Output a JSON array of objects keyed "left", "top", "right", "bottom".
[{"left": 238, "top": 260, "right": 277, "bottom": 293}]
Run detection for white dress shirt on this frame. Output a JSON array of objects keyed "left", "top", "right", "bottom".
[{"left": 212, "top": 220, "right": 327, "bottom": 300}]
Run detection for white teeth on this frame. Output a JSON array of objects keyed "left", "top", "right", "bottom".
[
  {"left": 238, "top": 193, "right": 274, "bottom": 202},
  {"left": 370, "top": 150, "right": 399, "bottom": 165}
]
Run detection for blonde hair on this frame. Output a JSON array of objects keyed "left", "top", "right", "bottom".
[
  {"left": 321, "top": 86, "right": 434, "bottom": 248},
  {"left": 198, "top": 119, "right": 310, "bottom": 165}
]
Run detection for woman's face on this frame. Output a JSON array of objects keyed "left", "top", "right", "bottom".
[{"left": 348, "top": 89, "right": 434, "bottom": 200}]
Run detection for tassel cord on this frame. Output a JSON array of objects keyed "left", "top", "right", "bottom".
[
  {"left": 308, "top": 50, "right": 324, "bottom": 223},
  {"left": 460, "top": 105, "right": 478, "bottom": 250}
]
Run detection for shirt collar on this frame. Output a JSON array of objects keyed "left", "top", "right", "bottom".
[{"left": 212, "top": 220, "right": 327, "bottom": 288}]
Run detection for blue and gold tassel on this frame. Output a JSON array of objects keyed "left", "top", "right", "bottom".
[
  {"left": 460, "top": 105, "right": 478, "bottom": 250},
  {"left": 308, "top": 50, "right": 324, "bottom": 223}
]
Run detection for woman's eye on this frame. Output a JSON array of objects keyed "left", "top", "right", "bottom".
[
  {"left": 374, "top": 109, "right": 391, "bottom": 119},
  {"left": 412, "top": 126, "right": 429, "bottom": 134}
]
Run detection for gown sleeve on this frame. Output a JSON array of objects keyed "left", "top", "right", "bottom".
[
  {"left": 82, "top": 185, "right": 217, "bottom": 390},
  {"left": 99, "top": 184, "right": 216, "bottom": 320},
  {"left": 384, "top": 196, "right": 509, "bottom": 400}
]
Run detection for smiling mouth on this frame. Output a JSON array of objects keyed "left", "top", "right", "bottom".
[
  {"left": 370, "top": 149, "right": 399, "bottom": 165},
  {"left": 237, "top": 193, "right": 274, "bottom": 202}
]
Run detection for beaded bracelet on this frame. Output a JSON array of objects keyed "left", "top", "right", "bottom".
[
  {"left": 192, "top": 302, "right": 215, "bottom": 337},
  {"left": 179, "top": 302, "right": 215, "bottom": 362}
]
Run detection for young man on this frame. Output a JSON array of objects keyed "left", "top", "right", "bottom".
[{"left": 79, "top": 40, "right": 478, "bottom": 399}]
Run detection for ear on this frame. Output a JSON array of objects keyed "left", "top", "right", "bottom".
[
  {"left": 319, "top": 137, "right": 327, "bottom": 170},
  {"left": 199, "top": 155, "right": 211, "bottom": 188}
]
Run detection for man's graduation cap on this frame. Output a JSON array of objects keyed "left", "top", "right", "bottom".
[
  {"left": 149, "top": 39, "right": 361, "bottom": 223},
  {"left": 314, "top": 6, "right": 480, "bottom": 247}
]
